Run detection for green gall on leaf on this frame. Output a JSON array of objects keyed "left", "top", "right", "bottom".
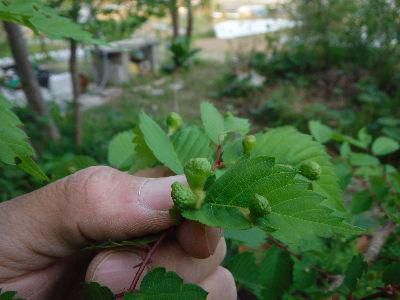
[
  {"left": 249, "top": 194, "right": 272, "bottom": 219},
  {"left": 224, "top": 111, "right": 233, "bottom": 118},
  {"left": 299, "top": 161, "right": 322, "bottom": 181},
  {"left": 171, "top": 182, "right": 197, "bottom": 210},
  {"left": 243, "top": 135, "right": 257, "bottom": 155},
  {"left": 167, "top": 112, "right": 183, "bottom": 135},
  {"left": 184, "top": 158, "right": 212, "bottom": 191}
]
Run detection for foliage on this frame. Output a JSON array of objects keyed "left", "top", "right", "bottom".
[
  {"left": 162, "top": 37, "right": 201, "bottom": 73},
  {"left": 124, "top": 268, "right": 207, "bottom": 300},
  {"left": 0, "top": 95, "right": 48, "bottom": 181},
  {"left": 84, "top": 268, "right": 207, "bottom": 300},
  {"left": 0, "top": 0, "right": 95, "bottom": 42}
]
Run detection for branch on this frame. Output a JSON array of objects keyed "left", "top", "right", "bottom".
[
  {"left": 364, "top": 221, "right": 396, "bottom": 264},
  {"left": 212, "top": 144, "right": 224, "bottom": 171},
  {"left": 359, "top": 284, "right": 400, "bottom": 300},
  {"left": 114, "top": 230, "right": 170, "bottom": 298}
]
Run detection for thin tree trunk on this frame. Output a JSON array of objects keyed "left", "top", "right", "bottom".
[
  {"left": 170, "top": 0, "right": 179, "bottom": 40},
  {"left": 186, "top": 0, "right": 193, "bottom": 39},
  {"left": 69, "top": 39, "right": 82, "bottom": 146},
  {"left": 3, "top": 22, "right": 60, "bottom": 141}
]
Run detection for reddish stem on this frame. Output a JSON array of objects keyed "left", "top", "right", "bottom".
[
  {"left": 212, "top": 144, "right": 223, "bottom": 171},
  {"left": 114, "top": 230, "right": 170, "bottom": 298},
  {"left": 359, "top": 285, "right": 400, "bottom": 300}
]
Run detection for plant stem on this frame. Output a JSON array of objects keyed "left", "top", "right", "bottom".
[
  {"left": 114, "top": 230, "right": 170, "bottom": 298},
  {"left": 212, "top": 144, "right": 224, "bottom": 171}
]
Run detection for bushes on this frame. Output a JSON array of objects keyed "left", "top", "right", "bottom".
[{"left": 252, "top": 0, "right": 400, "bottom": 97}]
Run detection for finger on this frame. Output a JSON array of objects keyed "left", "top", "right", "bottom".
[
  {"left": 176, "top": 220, "right": 223, "bottom": 259},
  {"left": 198, "top": 267, "right": 237, "bottom": 300},
  {"left": 135, "top": 169, "right": 223, "bottom": 259},
  {"left": 85, "top": 239, "right": 227, "bottom": 294},
  {"left": 0, "top": 166, "right": 185, "bottom": 279}
]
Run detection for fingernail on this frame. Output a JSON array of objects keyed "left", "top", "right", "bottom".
[
  {"left": 206, "top": 227, "right": 224, "bottom": 255},
  {"left": 87, "top": 251, "right": 144, "bottom": 293},
  {"left": 140, "top": 175, "right": 186, "bottom": 211}
]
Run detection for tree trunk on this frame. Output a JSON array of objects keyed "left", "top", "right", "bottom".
[
  {"left": 69, "top": 39, "right": 82, "bottom": 146},
  {"left": 3, "top": 22, "right": 60, "bottom": 141},
  {"left": 170, "top": 0, "right": 179, "bottom": 40},
  {"left": 186, "top": 0, "right": 193, "bottom": 40}
]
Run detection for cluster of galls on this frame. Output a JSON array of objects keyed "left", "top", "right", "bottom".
[
  {"left": 171, "top": 158, "right": 213, "bottom": 215},
  {"left": 167, "top": 110, "right": 322, "bottom": 223}
]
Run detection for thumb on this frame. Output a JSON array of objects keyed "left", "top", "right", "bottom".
[{"left": 0, "top": 166, "right": 180, "bottom": 279}]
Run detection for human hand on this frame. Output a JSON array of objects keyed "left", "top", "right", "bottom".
[{"left": 0, "top": 166, "right": 236, "bottom": 299}]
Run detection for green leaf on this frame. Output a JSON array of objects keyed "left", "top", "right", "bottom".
[
  {"left": 17, "top": 156, "right": 49, "bottom": 181},
  {"left": 227, "top": 252, "right": 262, "bottom": 297},
  {"left": 251, "top": 127, "right": 345, "bottom": 211},
  {"left": 224, "top": 228, "right": 266, "bottom": 248},
  {"left": 183, "top": 156, "right": 362, "bottom": 243},
  {"left": 108, "top": 130, "right": 135, "bottom": 170},
  {"left": 124, "top": 268, "right": 207, "bottom": 300},
  {"left": 0, "top": 0, "right": 97, "bottom": 43},
  {"left": 0, "top": 288, "right": 18, "bottom": 300},
  {"left": 139, "top": 111, "right": 183, "bottom": 174},
  {"left": 224, "top": 115, "right": 250, "bottom": 136},
  {"left": 172, "top": 126, "right": 213, "bottom": 166},
  {"left": 292, "top": 259, "right": 317, "bottom": 290},
  {"left": 349, "top": 153, "right": 380, "bottom": 167},
  {"left": 222, "top": 139, "right": 243, "bottom": 166},
  {"left": 350, "top": 191, "right": 373, "bottom": 214},
  {"left": 200, "top": 102, "right": 225, "bottom": 144},
  {"left": 308, "top": 120, "right": 333, "bottom": 143},
  {"left": 83, "top": 282, "right": 114, "bottom": 300},
  {"left": 86, "top": 234, "right": 160, "bottom": 250},
  {"left": 183, "top": 157, "right": 293, "bottom": 230},
  {"left": 260, "top": 245, "right": 294, "bottom": 299},
  {"left": 340, "top": 255, "right": 367, "bottom": 293},
  {"left": 382, "top": 263, "right": 400, "bottom": 285},
  {"left": 0, "top": 95, "right": 48, "bottom": 181},
  {"left": 130, "top": 126, "right": 158, "bottom": 173},
  {"left": 371, "top": 136, "right": 400, "bottom": 156},
  {"left": 49, "top": 155, "right": 97, "bottom": 180},
  {"left": 182, "top": 203, "right": 252, "bottom": 229}
]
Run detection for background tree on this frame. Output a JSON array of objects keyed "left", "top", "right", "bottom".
[{"left": 3, "top": 22, "right": 61, "bottom": 141}]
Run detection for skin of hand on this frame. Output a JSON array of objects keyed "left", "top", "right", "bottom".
[{"left": 0, "top": 166, "right": 237, "bottom": 300}]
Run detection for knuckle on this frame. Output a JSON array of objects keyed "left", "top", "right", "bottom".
[{"left": 63, "top": 166, "right": 118, "bottom": 210}]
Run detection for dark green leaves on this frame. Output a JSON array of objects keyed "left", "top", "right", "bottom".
[
  {"left": 383, "top": 263, "right": 400, "bottom": 285},
  {"left": 227, "top": 246, "right": 294, "bottom": 299},
  {"left": 0, "top": 289, "right": 18, "bottom": 300},
  {"left": 124, "top": 268, "right": 207, "bottom": 300},
  {"left": 182, "top": 156, "right": 361, "bottom": 243},
  {"left": 340, "top": 256, "right": 367, "bottom": 294},
  {"left": 251, "top": 127, "right": 344, "bottom": 211},
  {"left": 0, "top": 95, "right": 48, "bottom": 181},
  {"left": 227, "top": 252, "right": 262, "bottom": 296},
  {"left": 260, "top": 246, "right": 294, "bottom": 299},
  {"left": 83, "top": 282, "right": 114, "bottom": 300},
  {"left": 0, "top": 0, "right": 96, "bottom": 42},
  {"left": 139, "top": 111, "right": 183, "bottom": 174}
]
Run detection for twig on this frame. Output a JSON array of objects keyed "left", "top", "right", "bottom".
[
  {"left": 268, "top": 236, "right": 302, "bottom": 260},
  {"left": 359, "top": 284, "right": 400, "bottom": 300},
  {"left": 212, "top": 144, "right": 224, "bottom": 171},
  {"left": 130, "top": 230, "right": 169, "bottom": 290},
  {"left": 114, "top": 230, "right": 170, "bottom": 298},
  {"left": 364, "top": 221, "right": 396, "bottom": 264},
  {"left": 268, "top": 236, "right": 335, "bottom": 280}
]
